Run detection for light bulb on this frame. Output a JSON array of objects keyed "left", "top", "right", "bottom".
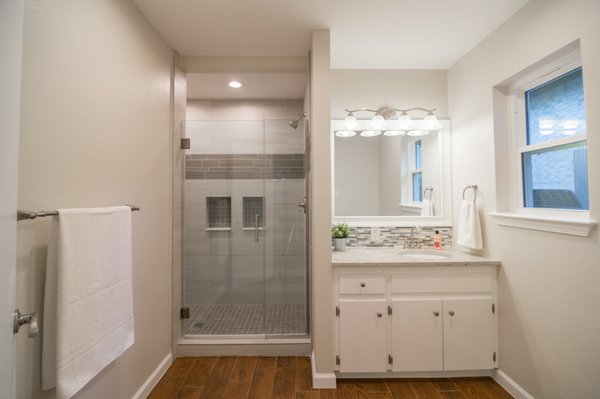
[
  {"left": 228, "top": 81, "right": 242, "bottom": 88},
  {"left": 335, "top": 130, "right": 356, "bottom": 138},
  {"left": 562, "top": 120, "right": 579, "bottom": 130},
  {"left": 407, "top": 130, "right": 429, "bottom": 137},
  {"left": 383, "top": 130, "right": 405, "bottom": 136},
  {"left": 397, "top": 113, "right": 413, "bottom": 130},
  {"left": 344, "top": 115, "right": 359, "bottom": 130},
  {"left": 360, "top": 130, "right": 382, "bottom": 137},
  {"left": 422, "top": 113, "right": 442, "bottom": 130},
  {"left": 539, "top": 119, "right": 554, "bottom": 129},
  {"left": 370, "top": 115, "right": 385, "bottom": 130}
]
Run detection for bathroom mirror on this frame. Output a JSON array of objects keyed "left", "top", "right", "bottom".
[{"left": 331, "top": 119, "right": 452, "bottom": 226}]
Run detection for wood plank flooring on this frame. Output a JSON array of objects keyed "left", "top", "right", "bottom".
[{"left": 147, "top": 357, "right": 513, "bottom": 399}]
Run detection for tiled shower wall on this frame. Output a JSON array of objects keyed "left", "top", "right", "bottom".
[{"left": 345, "top": 226, "right": 453, "bottom": 248}]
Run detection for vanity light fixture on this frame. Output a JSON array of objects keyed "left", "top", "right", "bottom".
[{"left": 335, "top": 106, "right": 442, "bottom": 138}]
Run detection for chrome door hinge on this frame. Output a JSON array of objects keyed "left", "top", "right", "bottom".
[
  {"left": 388, "top": 305, "right": 392, "bottom": 315},
  {"left": 180, "top": 138, "right": 190, "bottom": 150},
  {"left": 180, "top": 307, "right": 190, "bottom": 319},
  {"left": 336, "top": 355, "right": 340, "bottom": 365},
  {"left": 493, "top": 352, "right": 497, "bottom": 362},
  {"left": 335, "top": 306, "right": 340, "bottom": 316},
  {"left": 492, "top": 303, "right": 495, "bottom": 314},
  {"left": 388, "top": 354, "right": 393, "bottom": 364}
]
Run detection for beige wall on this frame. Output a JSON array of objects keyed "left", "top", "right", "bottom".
[
  {"left": 448, "top": 0, "right": 600, "bottom": 397},
  {"left": 310, "top": 30, "right": 334, "bottom": 375},
  {"left": 17, "top": 1, "right": 173, "bottom": 398}
]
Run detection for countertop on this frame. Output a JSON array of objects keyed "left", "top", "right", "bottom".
[{"left": 332, "top": 246, "right": 501, "bottom": 267}]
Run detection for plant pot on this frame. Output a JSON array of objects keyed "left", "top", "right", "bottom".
[{"left": 333, "top": 238, "right": 347, "bottom": 251}]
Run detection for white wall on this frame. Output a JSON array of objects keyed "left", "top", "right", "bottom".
[
  {"left": 331, "top": 69, "right": 448, "bottom": 119},
  {"left": 17, "top": 1, "right": 173, "bottom": 398},
  {"left": 448, "top": 0, "right": 600, "bottom": 397}
]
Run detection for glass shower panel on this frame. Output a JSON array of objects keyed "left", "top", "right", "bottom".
[
  {"left": 182, "top": 119, "right": 266, "bottom": 336},
  {"left": 182, "top": 116, "right": 308, "bottom": 337},
  {"left": 264, "top": 118, "right": 308, "bottom": 336}
]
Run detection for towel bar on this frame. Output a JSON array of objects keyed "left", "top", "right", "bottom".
[
  {"left": 462, "top": 185, "right": 478, "bottom": 201},
  {"left": 423, "top": 187, "right": 433, "bottom": 200},
  {"left": 17, "top": 204, "right": 140, "bottom": 221}
]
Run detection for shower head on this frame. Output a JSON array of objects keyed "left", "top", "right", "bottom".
[{"left": 289, "top": 113, "right": 306, "bottom": 130}]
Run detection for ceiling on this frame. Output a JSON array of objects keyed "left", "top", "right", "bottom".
[
  {"left": 132, "top": 0, "right": 528, "bottom": 69},
  {"left": 187, "top": 73, "right": 307, "bottom": 100}
]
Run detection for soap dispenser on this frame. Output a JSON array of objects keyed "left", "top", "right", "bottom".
[{"left": 433, "top": 230, "right": 442, "bottom": 250}]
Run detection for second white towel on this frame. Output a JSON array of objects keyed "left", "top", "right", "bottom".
[
  {"left": 457, "top": 200, "right": 483, "bottom": 250},
  {"left": 421, "top": 198, "right": 434, "bottom": 216}
]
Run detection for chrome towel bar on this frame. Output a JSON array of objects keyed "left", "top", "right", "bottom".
[{"left": 17, "top": 204, "right": 140, "bottom": 221}]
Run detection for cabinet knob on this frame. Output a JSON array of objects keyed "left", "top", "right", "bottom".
[
  {"left": 433, "top": 311, "right": 440, "bottom": 317},
  {"left": 377, "top": 312, "right": 383, "bottom": 318},
  {"left": 448, "top": 311, "right": 455, "bottom": 316},
  {"left": 360, "top": 282, "right": 366, "bottom": 288}
]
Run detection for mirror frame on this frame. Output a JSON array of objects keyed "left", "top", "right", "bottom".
[{"left": 331, "top": 119, "right": 452, "bottom": 227}]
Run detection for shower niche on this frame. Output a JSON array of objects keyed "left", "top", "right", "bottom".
[{"left": 182, "top": 117, "right": 308, "bottom": 338}]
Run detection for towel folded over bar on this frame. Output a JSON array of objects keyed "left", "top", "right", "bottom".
[{"left": 42, "top": 206, "right": 135, "bottom": 399}]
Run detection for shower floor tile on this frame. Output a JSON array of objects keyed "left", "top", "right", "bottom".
[{"left": 183, "top": 304, "right": 307, "bottom": 336}]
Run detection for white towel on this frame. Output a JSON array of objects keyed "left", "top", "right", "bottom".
[
  {"left": 457, "top": 200, "right": 483, "bottom": 250},
  {"left": 421, "top": 198, "right": 434, "bottom": 216},
  {"left": 42, "top": 206, "right": 134, "bottom": 399}
]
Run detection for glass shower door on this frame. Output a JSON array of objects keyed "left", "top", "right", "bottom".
[
  {"left": 182, "top": 116, "right": 308, "bottom": 338},
  {"left": 182, "top": 118, "right": 267, "bottom": 336}
]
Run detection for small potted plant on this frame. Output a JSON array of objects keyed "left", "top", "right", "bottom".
[{"left": 332, "top": 223, "right": 350, "bottom": 251}]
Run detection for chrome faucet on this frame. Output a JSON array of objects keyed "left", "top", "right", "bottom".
[{"left": 403, "top": 226, "right": 423, "bottom": 249}]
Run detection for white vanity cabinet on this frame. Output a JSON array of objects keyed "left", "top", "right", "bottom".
[{"left": 333, "top": 264, "right": 499, "bottom": 375}]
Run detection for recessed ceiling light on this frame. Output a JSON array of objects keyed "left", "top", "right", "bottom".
[{"left": 228, "top": 81, "right": 242, "bottom": 88}]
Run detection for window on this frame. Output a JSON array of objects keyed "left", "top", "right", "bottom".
[
  {"left": 520, "top": 67, "right": 589, "bottom": 210},
  {"left": 411, "top": 140, "right": 423, "bottom": 202},
  {"left": 491, "top": 45, "right": 596, "bottom": 237}
]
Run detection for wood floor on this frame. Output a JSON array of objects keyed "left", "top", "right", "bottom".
[{"left": 147, "top": 356, "right": 513, "bottom": 399}]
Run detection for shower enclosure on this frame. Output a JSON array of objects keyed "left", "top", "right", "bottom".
[{"left": 181, "top": 116, "right": 308, "bottom": 338}]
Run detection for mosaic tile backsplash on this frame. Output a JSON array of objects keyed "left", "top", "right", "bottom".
[
  {"left": 342, "top": 226, "right": 453, "bottom": 248},
  {"left": 186, "top": 153, "right": 304, "bottom": 180}
]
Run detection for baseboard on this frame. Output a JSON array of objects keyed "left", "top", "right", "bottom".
[
  {"left": 131, "top": 352, "right": 173, "bottom": 399},
  {"left": 492, "top": 369, "right": 535, "bottom": 399},
  {"left": 310, "top": 351, "right": 337, "bottom": 389}
]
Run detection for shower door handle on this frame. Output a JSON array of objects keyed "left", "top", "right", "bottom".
[{"left": 255, "top": 213, "right": 260, "bottom": 242}]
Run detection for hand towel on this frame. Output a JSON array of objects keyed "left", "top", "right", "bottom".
[
  {"left": 42, "top": 206, "right": 134, "bottom": 399},
  {"left": 421, "top": 198, "right": 434, "bottom": 216},
  {"left": 457, "top": 199, "right": 483, "bottom": 250}
]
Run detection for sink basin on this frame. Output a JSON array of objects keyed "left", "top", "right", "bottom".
[{"left": 399, "top": 250, "right": 450, "bottom": 260}]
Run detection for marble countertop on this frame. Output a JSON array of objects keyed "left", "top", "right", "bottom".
[{"left": 332, "top": 246, "right": 501, "bottom": 267}]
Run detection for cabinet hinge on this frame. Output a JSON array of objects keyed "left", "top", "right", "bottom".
[
  {"left": 180, "top": 138, "right": 190, "bottom": 150},
  {"left": 493, "top": 352, "right": 497, "bottom": 362},
  {"left": 336, "top": 355, "right": 340, "bottom": 366},
  {"left": 335, "top": 306, "right": 340, "bottom": 316},
  {"left": 388, "top": 305, "right": 392, "bottom": 315},
  {"left": 388, "top": 354, "right": 393, "bottom": 364},
  {"left": 492, "top": 303, "right": 495, "bottom": 314},
  {"left": 180, "top": 307, "right": 190, "bottom": 320}
]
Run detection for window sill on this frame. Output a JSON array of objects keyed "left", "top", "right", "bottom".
[{"left": 489, "top": 212, "right": 597, "bottom": 237}]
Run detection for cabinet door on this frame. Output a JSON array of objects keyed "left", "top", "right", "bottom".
[
  {"left": 338, "top": 299, "right": 388, "bottom": 372},
  {"left": 391, "top": 299, "right": 443, "bottom": 371},
  {"left": 443, "top": 298, "right": 495, "bottom": 370}
]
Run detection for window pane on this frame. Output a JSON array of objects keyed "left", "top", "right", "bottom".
[
  {"left": 522, "top": 141, "right": 588, "bottom": 210},
  {"left": 412, "top": 172, "right": 422, "bottom": 202},
  {"left": 525, "top": 67, "right": 586, "bottom": 145},
  {"left": 414, "top": 140, "right": 422, "bottom": 169}
]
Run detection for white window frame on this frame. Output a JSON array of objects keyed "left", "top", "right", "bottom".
[{"left": 490, "top": 49, "right": 597, "bottom": 236}]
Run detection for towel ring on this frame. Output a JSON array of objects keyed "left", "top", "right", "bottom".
[
  {"left": 462, "top": 185, "right": 478, "bottom": 201},
  {"left": 423, "top": 187, "right": 433, "bottom": 200}
]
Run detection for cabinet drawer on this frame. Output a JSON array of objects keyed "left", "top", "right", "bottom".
[
  {"left": 391, "top": 274, "right": 492, "bottom": 294},
  {"left": 339, "top": 274, "right": 386, "bottom": 294}
]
